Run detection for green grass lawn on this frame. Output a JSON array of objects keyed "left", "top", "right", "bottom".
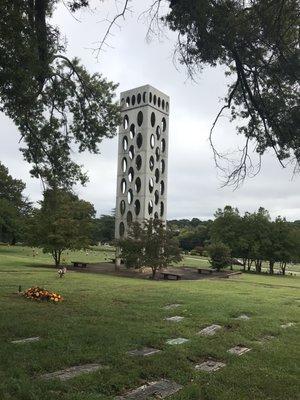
[
  {"left": 179, "top": 255, "right": 300, "bottom": 274},
  {"left": 0, "top": 246, "right": 299, "bottom": 400}
]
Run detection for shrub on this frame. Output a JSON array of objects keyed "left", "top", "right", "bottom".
[{"left": 207, "top": 242, "right": 231, "bottom": 271}]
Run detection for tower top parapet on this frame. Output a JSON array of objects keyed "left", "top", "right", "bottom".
[{"left": 120, "top": 84, "right": 170, "bottom": 115}]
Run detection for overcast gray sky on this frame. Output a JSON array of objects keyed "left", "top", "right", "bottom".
[{"left": 0, "top": 0, "right": 299, "bottom": 220}]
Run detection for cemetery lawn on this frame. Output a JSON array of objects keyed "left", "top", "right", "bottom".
[{"left": 0, "top": 246, "right": 299, "bottom": 400}]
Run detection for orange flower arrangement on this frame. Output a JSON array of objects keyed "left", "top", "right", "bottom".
[{"left": 23, "top": 287, "right": 63, "bottom": 303}]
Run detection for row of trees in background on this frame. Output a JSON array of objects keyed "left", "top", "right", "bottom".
[
  {"left": 210, "top": 206, "right": 300, "bottom": 275},
  {"left": 1, "top": 163, "right": 300, "bottom": 274}
]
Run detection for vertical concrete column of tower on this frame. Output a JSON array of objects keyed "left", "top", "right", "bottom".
[{"left": 115, "top": 84, "right": 170, "bottom": 241}]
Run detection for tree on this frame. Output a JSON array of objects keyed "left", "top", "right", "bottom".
[
  {"left": 118, "top": 219, "right": 182, "bottom": 278},
  {"left": 0, "top": 162, "right": 31, "bottom": 244},
  {"left": 178, "top": 224, "right": 210, "bottom": 251},
  {"left": 207, "top": 242, "right": 231, "bottom": 271},
  {"left": 0, "top": 1, "right": 121, "bottom": 188},
  {"left": 165, "top": 0, "right": 300, "bottom": 185},
  {"left": 91, "top": 213, "right": 115, "bottom": 245},
  {"left": 26, "top": 189, "right": 95, "bottom": 266},
  {"left": 210, "top": 206, "right": 243, "bottom": 257}
]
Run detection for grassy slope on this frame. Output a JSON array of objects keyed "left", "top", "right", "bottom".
[{"left": 0, "top": 246, "right": 299, "bottom": 400}]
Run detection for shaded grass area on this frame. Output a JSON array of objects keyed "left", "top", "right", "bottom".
[
  {"left": 0, "top": 246, "right": 299, "bottom": 400},
  {"left": 179, "top": 255, "right": 300, "bottom": 274},
  {"left": 0, "top": 245, "right": 115, "bottom": 269}
]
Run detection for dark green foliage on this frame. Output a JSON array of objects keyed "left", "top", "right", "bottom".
[
  {"left": 207, "top": 242, "right": 231, "bottom": 271},
  {"left": 0, "top": 0, "right": 121, "bottom": 188},
  {"left": 0, "top": 163, "right": 31, "bottom": 244},
  {"left": 165, "top": 0, "right": 300, "bottom": 183},
  {"left": 118, "top": 219, "right": 182, "bottom": 278},
  {"left": 26, "top": 189, "right": 95, "bottom": 266},
  {"left": 91, "top": 213, "right": 115, "bottom": 244}
]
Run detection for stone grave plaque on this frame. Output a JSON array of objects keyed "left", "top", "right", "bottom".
[
  {"left": 228, "top": 346, "right": 251, "bottom": 356},
  {"left": 166, "top": 338, "right": 189, "bottom": 345},
  {"left": 195, "top": 360, "right": 226, "bottom": 372},
  {"left": 127, "top": 348, "right": 161, "bottom": 357},
  {"left": 198, "top": 324, "right": 222, "bottom": 336},
  {"left": 235, "top": 314, "right": 250, "bottom": 320},
  {"left": 115, "top": 379, "right": 182, "bottom": 399},
  {"left": 40, "top": 363, "right": 107, "bottom": 381},
  {"left": 11, "top": 337, "right": 40, "bottom": 344},
  {"left": 280, "top": 322, "right": 294, "bottom": 329},
  {"left": 165, "top": 316, "right": 184, "bottom": 322},
  {"left": 163, "top": 304, "right": 181, "bottom": 310}
]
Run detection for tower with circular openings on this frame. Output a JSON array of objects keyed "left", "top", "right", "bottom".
[{"left": 115, "top": 84, "right": 169, "bottom": 240}]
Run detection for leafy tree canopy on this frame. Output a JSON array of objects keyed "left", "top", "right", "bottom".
[
  {"left": 118, "top": 219, "right": 182, "bottom": 278},
  {"left": 165, "top": 0, "right": 300, "bottom": 184},
  {"left": 26, "top": 189, "right": 95, "bottom": 266},
  {"left": 0, "top": 0, "right": 121, "bottom": 188},
  {"left": 0, "top": 162, "right": 30, "bottom": 243}
]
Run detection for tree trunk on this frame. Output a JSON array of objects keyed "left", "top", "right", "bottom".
[
  {"left": 269, "top": 260, "right": 274, "bottom": 275},
  {"left": 151, "top": 267, "right": 158, "bottom": 279},
  {"left": 52, "top": 249, "right": 61, "bottom": 267},
  {"left": 281, "top": 262, "right": 286, "bottom": 275}
]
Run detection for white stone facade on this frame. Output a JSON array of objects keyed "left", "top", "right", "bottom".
[{"left": 115, "top": 84, "right": 169, "bottom": 239}]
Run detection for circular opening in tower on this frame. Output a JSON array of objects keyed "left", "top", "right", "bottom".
[
  {"left": 129, "top": 124, "right": 135, "bottom": 139},
  {"left": 122, "top": 136, "right": 128, "bottom": 151},
  {"left": 149, "top": 156, "right": 154, "bottom": 171},
  {"left": 156, "top": 126, "right": 161, "bottom": 140},
  {"left": 136, "top": 132, "right": 143, "bottom": 148},
  {"left": 120, "top": 200, "right": 126, "bottom": 215},
  {"left": 151, "top": 112, "right": 156, "bottom": 127},
  {"left": 150, "top": 134, "right": 155, "bottom": 148},
  {"left": 127, "top": 211, "right": 133, "bottom": 225},
  {"left": 128, "top": 167, "right": 134, "bottom": 182},
  {"left": 135, "top": 177, "right": 141, "bottom": 193},
  {"left": 149, "top": 177, "right": 154, "bottom": 193},
  {"left": 129, "top": 145, "right": 134, "bottom": 160},
  {"left": 161, "top": 117, "right": 166, "bottom": 132},
  {"left": 121, "top": 178, "right": 127, "bottom": 194},
  {"left": 160, "top": 180, "right": 165, "bottom": 195},
  {"left": 154, "top": 190, "right": 159, "bottom": 205},
  {"left": 127, "top": 189, "right": 133, "bottom": 204},
  {"left": 134, "top": 199, "right": 141, "bottom": 216},
  {"left": 119, "top": 222, "right": 125, "bottom": 237},
  {"left": 123, "top": 115, "right": 129, "bottom": 129},
  {"left": 148, "top": 200, "right": 153, "bottom": 215},
  {"left": 136, "top": 155, "right": 142, "bottom": 170},
  {"left": 122, "top": 157, "right": 127, "bottom": 173},
  {"left": 137, "top": 111, "right": 143, "bottom": 127}
]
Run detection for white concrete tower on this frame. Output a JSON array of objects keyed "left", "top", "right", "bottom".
[{"left": 115, "top": 84, "right": 169, "bottom": 239}]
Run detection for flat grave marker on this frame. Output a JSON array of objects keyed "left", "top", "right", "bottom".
[
  {"left": 195, "top": 360, "right": 226, "bottom": 373},
  {"left": 198, "top": 324, "right": 222, "bottom": 336},
  {"left": 228, "top": 345, "right": 251, "bottom": 356},
  {"left": 127, "top": 347, "right": 161, "bottom": 357},
  {"left": 163, "top": 304, "right": 181, "bottom": 310},
  {"left": 40, "top": 363, "right": 107, "bottom": 381},
  {"left": 280, "top": 322, "right": 295, "bottom": 329},
  {"left": 165, "top": 316, "right": 184, "bottom": 322},
  {"left": 11, "top": 337, "right": 40, "bottom": 344},
  {"left": 166, "top": 338, "right": 189, "bottom": 345},
  {"left": 235, "top": 314, "right": 250, "bottom": 320},
  {"left": 115, "top": 379, "right": 182, "bottom": 399}
]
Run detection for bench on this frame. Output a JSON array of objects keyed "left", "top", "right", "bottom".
[
  {"left": 198, "top": 268, "right": 213, "bottom": 274},
  {"left": 71, "top": 261, "right": 87, "bottom": 268},
  {"left": 160, "top": 272, "right": 182, "bottom": 280}
]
